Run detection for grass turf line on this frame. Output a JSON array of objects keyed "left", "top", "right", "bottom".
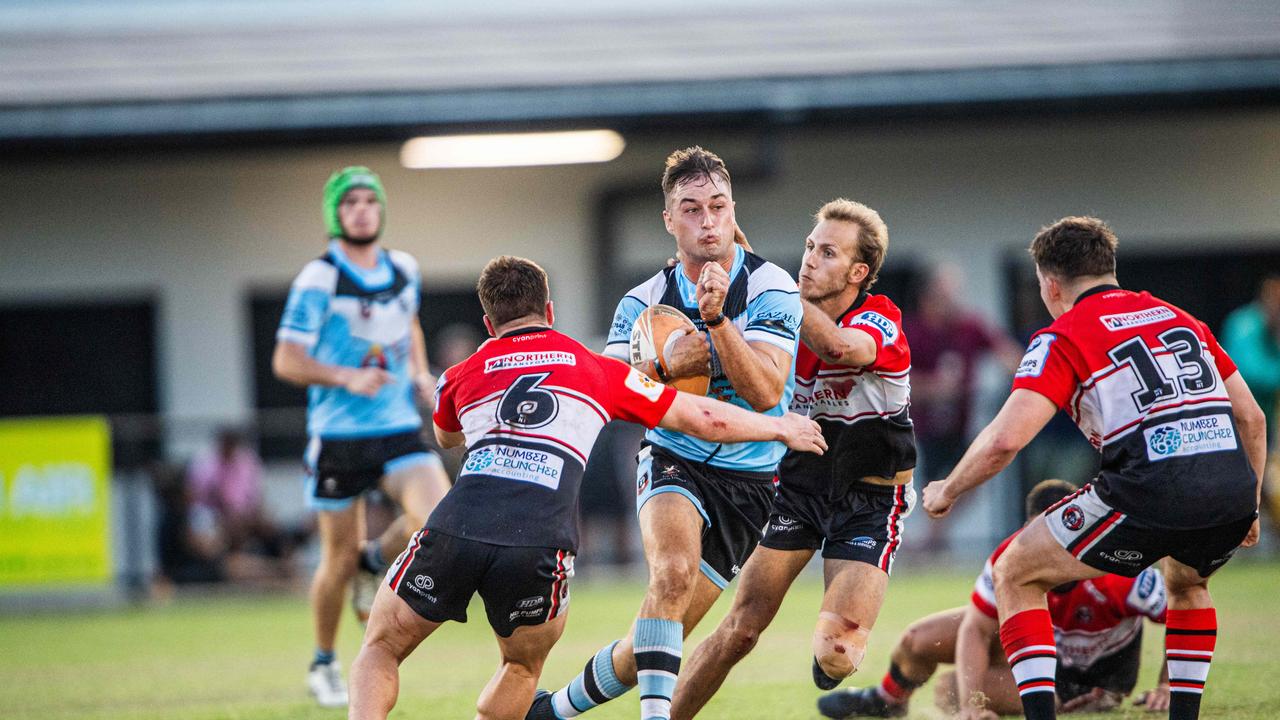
[{"left": 1, "top": 562, "right": 1277, "bottom": 718}]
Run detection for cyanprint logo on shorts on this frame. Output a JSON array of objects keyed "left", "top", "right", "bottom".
[
  {"left": 1148, "top": 426, "right": 1182, "bottom": 456},
  {"left": 464, "top": 447, "right": 496, "bottom": 473},
  {"left": 1062, "top": 504, "right": 1086, "bottom": 531}
]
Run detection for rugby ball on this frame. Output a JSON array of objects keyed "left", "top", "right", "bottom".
[{"left": 629, "top": 304, "right": 710, "bottom": 396}]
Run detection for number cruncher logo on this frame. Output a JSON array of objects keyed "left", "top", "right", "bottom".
[
  {"left": 463, "top": 447, "right": 496, "bottom": 473},
  {"left": 1061, "top": 504, "right": 1086, "bottom": 532},
  {"left": 1148, "top": 426, "right": 1183, "bottom": 456}
]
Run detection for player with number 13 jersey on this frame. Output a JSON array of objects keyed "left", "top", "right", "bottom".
[{"left": 1014, "top": 283, "right": 1256, "bottom": 556}]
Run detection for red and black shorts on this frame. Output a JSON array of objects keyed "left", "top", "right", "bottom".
[
  {"left": 760, "top": 481, "right": 913, "bottom": 574},
  {"left": 387, "top": 528, "right": 573, "bottom": 637},
  {"left": 1045, "top": 483, "right": 1254, "bottom": 578}
]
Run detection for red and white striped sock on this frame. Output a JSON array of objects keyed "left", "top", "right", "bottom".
[
  {"left": 1000, "top": 609, "right": 1057, "bottom": 720},
  {"left": 1166, "top": 607, "right": 1216, "bottom": 720},
  {"left": 875, "top": 663, "right": 919, "bottom": 705}
]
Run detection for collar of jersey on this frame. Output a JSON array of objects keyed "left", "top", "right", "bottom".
[
  {"left": 499, "top": 325, "right": 551, "bottom": 339},
  {"left": 838, "top": 289, "right": 870, "bottom": 320},
  {"left": 328, "top": 239, "right": 393, "bottom": 290},
  {"left": 672, "top": 244, "right": 745, "bottom": 307},
  {"left": 1073, "top": 283, "right": 1121, "bottom": 305}
]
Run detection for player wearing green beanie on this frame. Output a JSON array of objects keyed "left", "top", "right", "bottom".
[{"left": 323, "top": 166, "right": 387, "bottom": 242}]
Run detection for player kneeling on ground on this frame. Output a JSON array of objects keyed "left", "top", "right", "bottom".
[
  {"left": 820, "top": 479, "right": 1171, "bottom": 719},
  {"left": 347, "top": 256, "right": 826, "bottom": 720}
]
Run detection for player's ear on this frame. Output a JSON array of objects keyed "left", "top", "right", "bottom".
[
  {"left": 545, "top": 301, "right": 555, "bottom": 327},
  {"left": 662, "top": 207, "right": 676, "bottom": 236},
  {"left": 848, "top": 261, "right": 870, "bottom": 287},
  {"left": 482, "top": 315, "right": 496, "bottom": 338}
]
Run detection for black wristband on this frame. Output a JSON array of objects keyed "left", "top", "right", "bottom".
[
  {"left": 653, "top": 355, "right": 671, "bottom": 382},
  {"left": 703, "top": 313, "right": 726, "bottom": 328}
]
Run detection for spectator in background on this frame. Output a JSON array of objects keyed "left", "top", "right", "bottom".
[
  {"left": 186, "top": 428, "right": 269, "bottom": 553},
  {"left": 153, "top": 457, "right": 292, "bottom": 595},
  {"left": 905, "top": 264, "right": 1022, "bottom": 551},
  {"left": 1221, "top": 273, "right": 1280, "bottom": 533}
]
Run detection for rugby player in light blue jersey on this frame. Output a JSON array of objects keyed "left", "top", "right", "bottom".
[
  {"left": 273, "top": 167, "right": 451, "bottom": 708},
  {"left": 529, "top": 147, "right": 802, "bottom": 720}
]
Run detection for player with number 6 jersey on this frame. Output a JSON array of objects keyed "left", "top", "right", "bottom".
[
  {"left": 347, "top": 256, "right": 826, "bottom": 720},
  {"left": 921, "top": 216, "right": 1265, "bottom": 720}
]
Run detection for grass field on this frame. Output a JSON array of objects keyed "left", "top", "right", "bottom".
[{"left": 2, "top": 560, "right": 1278, "bottom": 719}]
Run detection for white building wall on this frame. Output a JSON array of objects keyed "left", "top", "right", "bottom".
[{"left": 2, "top": 108, "right": 1279, "bottom": 440}]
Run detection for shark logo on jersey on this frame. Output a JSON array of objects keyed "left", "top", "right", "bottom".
[{"left": 851, "top": 311, "right": 898, "bottom": 346}]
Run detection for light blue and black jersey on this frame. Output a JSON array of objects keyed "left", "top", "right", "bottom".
[
  {"left": 277, "top": 241, "right": 423, "bottom": 438},
  {"left": 604, "top": 245, "right": 801, "bottom": 473}
]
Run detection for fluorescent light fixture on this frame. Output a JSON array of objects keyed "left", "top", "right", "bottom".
[{"left": 401, "top": 129, "right": 625, "bottom": 169}]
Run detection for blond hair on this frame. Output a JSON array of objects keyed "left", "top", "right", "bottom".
[{"left": 816, "top": 198, "right": 889, "bottom": 290}]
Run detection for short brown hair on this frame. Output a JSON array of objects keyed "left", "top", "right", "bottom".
[
  {"left": 661, "top": 146, "right": 731, "bottom": 199},
  {"left": 1025, "top": 478, "right": 1077, "bottom": 519},
  {"left": 477, "top": 255, "right": 549, "bottom": 327},
  {"left": 1030, "top": 216, "right": 1118, "bottom": 279},
  {"left": 816, "top": 198, "right": 889, "bottom": 290}
]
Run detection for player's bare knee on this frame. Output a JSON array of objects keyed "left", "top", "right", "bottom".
[
  {"left": 647, "top": 560, "right": 697, "bottom": 605},
  {"left": 899, "top": 622, "right": 924, "bottom": 658},
  {"left": 991, "top": 550, "right": 1027, "bottom": 594},
  {"left": 813, "top": 611, "right": 869, "bottom": 679},
  {"left": 721, "top": 614, "right": 763, "bottom": 660},
  {"left": 1166, "top": 580, "right": 1210, "bottom": 609}
]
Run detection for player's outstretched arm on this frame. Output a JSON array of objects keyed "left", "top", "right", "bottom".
[
  {"left": 272, "top": 340, "right": 392, "bottom": 397},
  {"left": 954, "top": 605, "right": 1000, "bottom": 720},
  {"left": 1223, "top": 371, "right": 1266, "bottom": 546},
  {"left": 659, "top": 391, "right": 827, "bottom": 454},
  {"left": 922, "top": 389, "right": 1057, "bottom": 517},
  {"left": 798, "top": 298, "right": 877, "bottom": 367}
]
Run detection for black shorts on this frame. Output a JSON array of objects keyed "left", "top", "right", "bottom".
[
  {"left": 635, "top": 444, "right": 776, "bottom": 589},
  {"left": 760, "top": 481, "right": 914, "bottom": 574},
  {"left": 1056, "top": 629, "right": 1143, "bottom": 702},
  {"left": 1045, "top": 483, "right": 1255, "bottom": 577},
  {"left": 304, "top": 430, "right": 441, "bottom": 510},
  {"left": 387, "top": 528, "right": 574, "bottom": 637}
]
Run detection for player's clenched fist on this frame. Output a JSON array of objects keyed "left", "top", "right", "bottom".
[
  {"left": 922, "top": 479, "right": 956, "bottom": 517},
  {"left": 697, "top": 261, "right": 729, "bottom": 321},
  {"left": 342, "top": 366, "right": 394, "bottom": 397},
  {"left": 777, "top": 412, "right": 828, "bottom": 454},
  {"left": 664, "top": 331, "right": 712, "bottom": 378}
]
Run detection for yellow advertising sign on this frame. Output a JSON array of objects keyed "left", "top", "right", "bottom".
[{"left": 0, "top": 416, "right": 112, "bottom": 587}]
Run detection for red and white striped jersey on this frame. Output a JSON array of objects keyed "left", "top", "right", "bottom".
[
  {"left": 430, "top": 326, "right": 676, "bottom": 551},
  {"left": 779, "top": 292, "right": 916, "bottom": 493},
  {"left": 1011, "top": 285, "right": 1255, "bottom": 528},
  {"left": 973, "top": 533, "right": 1167, "bottom": 669}
]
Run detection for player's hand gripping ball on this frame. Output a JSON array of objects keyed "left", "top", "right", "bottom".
[{"left": 630, "top": 304, "right": 711, "bottom": 396}]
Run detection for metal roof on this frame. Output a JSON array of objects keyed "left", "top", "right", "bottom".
[{"left": 3, "top": 0, "right": 1279, "bottom": 142}]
